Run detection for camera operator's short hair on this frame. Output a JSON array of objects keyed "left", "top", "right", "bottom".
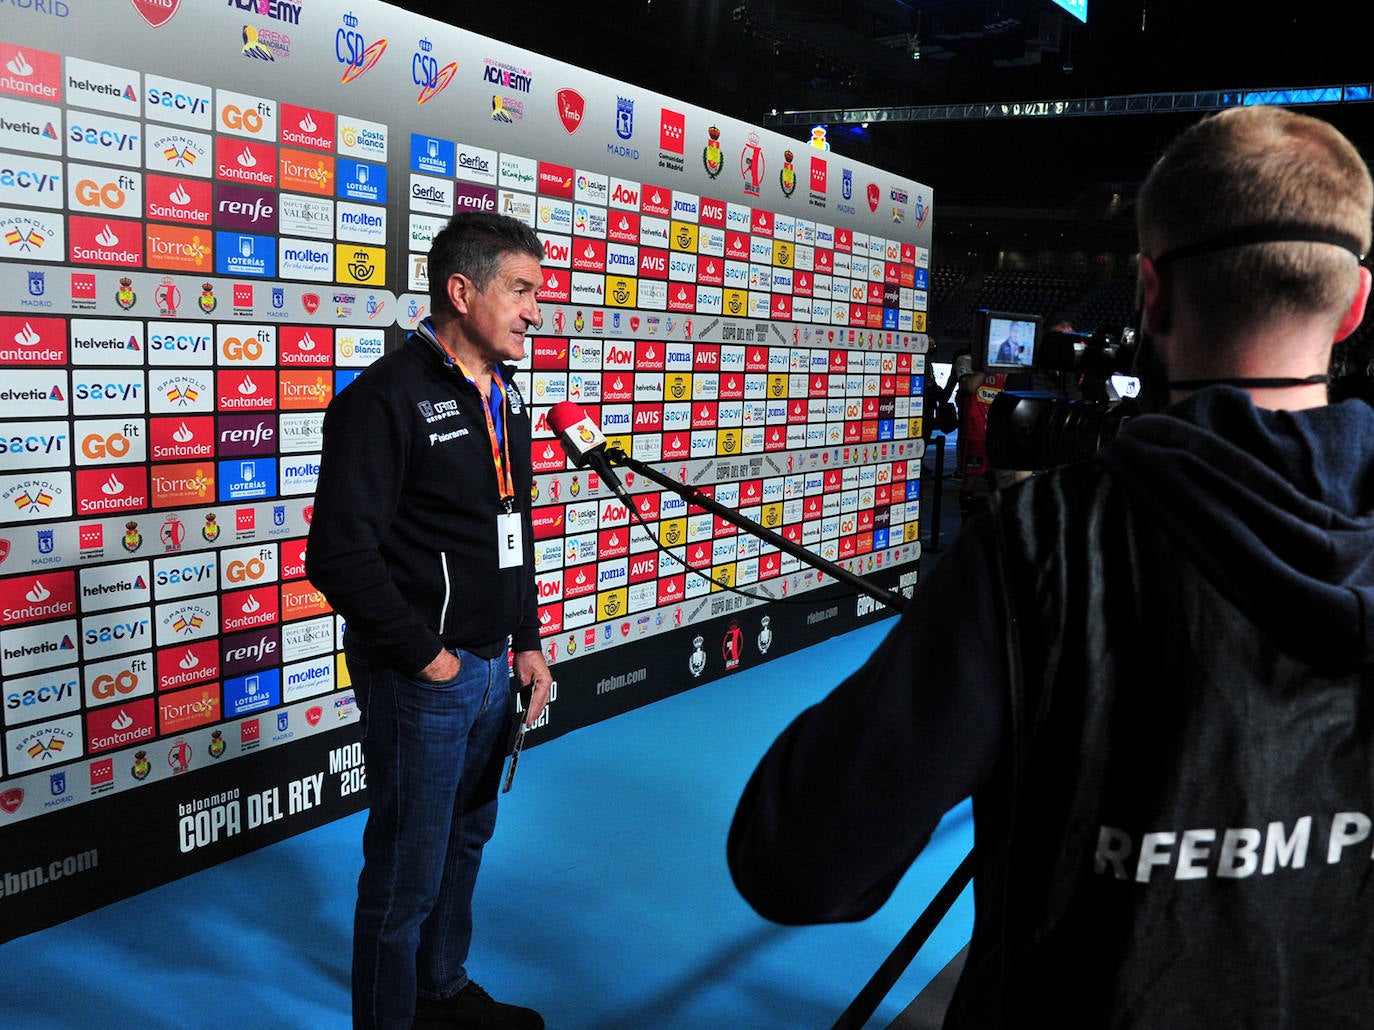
[
  {"left": 1137, "top": 106, "right": 1372, "bottom": 333},
  {"left": 428, "top": 211, "right": 543, "bottom": 318}
]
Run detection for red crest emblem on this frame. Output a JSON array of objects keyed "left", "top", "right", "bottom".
[
  {"left": 556, "top": 89, "right": 585, "bottom": 135},
  {"left": 301, "top": 293, "right": 321, "bottom": 315},
  {"left": 130, "top": 0, "right": 180, "bottom": 27}
]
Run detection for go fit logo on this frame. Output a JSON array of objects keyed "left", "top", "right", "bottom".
[
  {"left": 217, "top": 93, "right": 277, "bottom": 140},
  {"left": 218, "top": 326, "right": 276, "bottom": 365}
]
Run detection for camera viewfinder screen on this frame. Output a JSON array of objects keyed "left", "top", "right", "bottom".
[{"left": 986, "top": 317, "right": 1036, "bottom": 370}]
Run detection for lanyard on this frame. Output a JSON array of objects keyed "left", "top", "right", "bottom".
[{"left": 452, "top": 357, "right": 516, "bottom": 509}]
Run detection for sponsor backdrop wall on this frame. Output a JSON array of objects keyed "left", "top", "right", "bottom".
[{"left": 0, "top": 0, "right": 933, "bottom": 941}]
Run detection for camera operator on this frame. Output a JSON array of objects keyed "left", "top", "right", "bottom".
[
  {"left": 728, "top": 105, "right": 1374, "bottom": 1023},
  {"left": 955, "top": 318, "right": 1062, "bottom": 522}
]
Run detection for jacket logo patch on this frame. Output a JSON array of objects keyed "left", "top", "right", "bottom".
[
  {"left": 428, "top": 427, "right": 470, "bottom": 446},
  {"left": 417, "top": 398, "right": 462, "bottom": 424}
]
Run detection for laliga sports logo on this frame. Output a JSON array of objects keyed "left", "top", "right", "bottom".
[
  {"left": 412, "top": 37, "right": 457, "bottom": 104},
  {"left": 336, "top": 12, "right": 387, "bottom": 84}
]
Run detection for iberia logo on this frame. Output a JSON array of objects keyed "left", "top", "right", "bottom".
[{"left": 130, "top": 0, "right": 180, "bottom": 27}]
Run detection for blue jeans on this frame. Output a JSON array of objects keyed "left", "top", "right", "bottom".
[{"left": 346, "top": 636, "right": 514, "bottom": 1030}]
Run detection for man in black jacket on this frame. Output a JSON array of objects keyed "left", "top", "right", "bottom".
[
  {"left": 308, "top": 212, "right": 551, "bottom": 1030},
  {"left": 729, "top": 106, "right": 1374, "bottom": 1024}
]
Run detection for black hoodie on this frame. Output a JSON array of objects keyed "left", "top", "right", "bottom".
[{"left": 730, "top": 388, "right": 1374, "bottom": 1024}]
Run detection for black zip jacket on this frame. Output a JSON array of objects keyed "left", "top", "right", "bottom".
[
  {"left": 306, "top": 323, "right": 539, "bottom": 674},
  {"left": 730, "top": 388, "right": 1374, "bottom": 1025}
]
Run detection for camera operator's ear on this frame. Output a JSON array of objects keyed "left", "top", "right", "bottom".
[
  {"left": 1334, "top": 265, "right": 1373, "bottom": 343},
  {"left": 1138, "top": 255, "right": 1170, "bottom": 336}
]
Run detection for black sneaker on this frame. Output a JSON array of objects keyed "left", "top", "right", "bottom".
[{"left": 413, "top": 982, "right": 543, "bottom": 1029}]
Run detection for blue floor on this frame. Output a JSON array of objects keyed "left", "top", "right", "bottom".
[{"left": 0, "top": 619, "right": 973, "bottom": 1030}]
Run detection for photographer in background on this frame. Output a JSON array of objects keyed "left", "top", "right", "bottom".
[
  {"left": 729, "top": 105, "right": 1374, "bottom": 1023},
  {"left": 953, "top": 358, "right": 1004, "bottom": 522}
]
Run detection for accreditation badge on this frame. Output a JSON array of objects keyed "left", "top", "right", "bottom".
[{"left": 497, "top": 511, "right": 523, "bottom": 569}]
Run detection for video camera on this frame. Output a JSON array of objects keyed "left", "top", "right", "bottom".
[{"left": 969, "top": 309, "right": 1143, "bottom": 471}]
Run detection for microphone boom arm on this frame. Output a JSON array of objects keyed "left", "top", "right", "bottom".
[{"left": 604, "top": 447, "right": 908, "bottom": 614}]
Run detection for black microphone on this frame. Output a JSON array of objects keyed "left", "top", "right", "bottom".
[{"left": 547, "top": 401, "right": 628, "bottom": 499}]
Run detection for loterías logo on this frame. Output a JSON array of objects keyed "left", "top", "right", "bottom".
[{"left": 130, "top": 0, "right": 180, "bottom": 27}]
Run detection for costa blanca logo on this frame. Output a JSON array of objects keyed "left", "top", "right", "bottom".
[{"left": 337, "top": 116, "right": 387, "bottom": 161}]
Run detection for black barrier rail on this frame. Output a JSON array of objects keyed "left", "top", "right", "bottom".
[
  {"left": 602, "top": 446, "right": 975, "bottom": 1028},
  {"left": 603, "top": 448, "right": 911, "bottom": 614},
  {"left": 926, "top": 434, "right": 947, "bottom": 553},
  {"left": 831, "top": 852, "right": 976, "bottom": 1030}
]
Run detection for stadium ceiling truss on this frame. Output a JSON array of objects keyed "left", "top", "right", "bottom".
[{"left": 765, "top": 84, "right": 1374, "bottom": 127}]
